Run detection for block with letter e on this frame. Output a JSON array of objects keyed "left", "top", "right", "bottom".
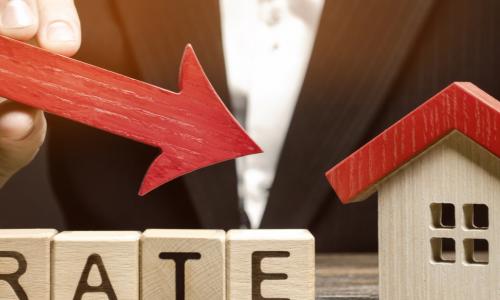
[
  {"left": 0, "top": 229, "right": 57, "bottom": 300},
  {"left": 227, "top": 229, "right": 315, "bottom": 300},
  {"left": 141, "top": 229, "right": 226, "bottom": 300},
  {"left": 52, "top": 231, "right": 141, "bottom": 300}
]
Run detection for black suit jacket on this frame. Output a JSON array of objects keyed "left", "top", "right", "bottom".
[{"left": 44, "top": 0, "right": 500, "bottom": 252}]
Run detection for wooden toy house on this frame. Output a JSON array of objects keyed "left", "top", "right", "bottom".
[{"left": 326, "top": 82, "right": 500, "bottom": 300}]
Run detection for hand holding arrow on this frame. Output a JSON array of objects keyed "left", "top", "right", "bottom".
[{"left": 0, "top": 35, "right": 262, "bottom": 195}]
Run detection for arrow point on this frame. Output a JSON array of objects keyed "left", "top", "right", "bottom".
[
  {"left": 138, "top": 152, "right": 177, "bottom": 196},
  {"left": 178, "top": 44, "right": 211, "bottom": 92},
  {"left": 138, "top": 44, "right": 263, "bottom": 196},
  {"left": 139, "top": 139, "right": 262, "bottom": 196}
]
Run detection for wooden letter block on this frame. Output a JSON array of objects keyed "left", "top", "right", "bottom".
[
  {"left": 227, "top": 229, "right": 315, "bottom": 300},
  {"left": 0, "top": 229, "right": 56, "bottom": 300},
  {"left": 52, "top": 231, "right": 141, "bottom": 300},
  {"left": 141, "top": 229, "right": 225, "bottom": 300}
]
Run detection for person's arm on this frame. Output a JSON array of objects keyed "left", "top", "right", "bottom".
[{"left": 0, "top": 0, "right": 81, "bottom": 188}]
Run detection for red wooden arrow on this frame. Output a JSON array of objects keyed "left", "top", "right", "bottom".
[{"left": 0, "top": 35, "right": 262, "bottom": 195}]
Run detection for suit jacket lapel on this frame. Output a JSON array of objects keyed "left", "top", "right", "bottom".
[
  {"left": 112, "top": 0, "right": 240, "bottom": 229},
  {"left": 261, "top": 0, "right": 435, "bottom": 228}
]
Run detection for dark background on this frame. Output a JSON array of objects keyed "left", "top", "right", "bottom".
[{"left": 0, "top": 145, "right": 62, "bottom": 228}]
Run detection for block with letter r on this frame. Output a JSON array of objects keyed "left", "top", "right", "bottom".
[{"left": 0, "top": 229, "right": 57, "bottom": 300}]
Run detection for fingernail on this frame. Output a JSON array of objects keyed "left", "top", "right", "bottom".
[
  {"left": 47, "top": 21, "right": 76, "bottom": 42},
  {"left": 1, "top": 0, "right": 34, "bottom": 29},
  {"left": 0, "top": 110, "right": 34, "bottom": 140}
]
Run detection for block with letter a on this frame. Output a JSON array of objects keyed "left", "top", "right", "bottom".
[
  {"left": 51, "top": 231, "right": 141, "bottom": 300},
  {"left": 0, "top": 229, "right": 57, "bottom": 300},
  {"left": 141, "top": 229, "right": 226, "bottom": 300},
  {"left": 227, "top": 229, "right": 315, "bottom": 300}
]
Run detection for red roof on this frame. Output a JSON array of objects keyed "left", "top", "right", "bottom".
[{"left": 326, "top": 82, "right": 500, "bottom": 204}]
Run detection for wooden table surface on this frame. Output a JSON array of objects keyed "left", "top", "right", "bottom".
[{"left": 316, "top": 254, "right": 378, "bottom": 299}]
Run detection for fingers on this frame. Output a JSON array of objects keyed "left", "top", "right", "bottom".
[
  {"left": 0, "top": 0, "right": 82, "bottom": 56},
  {"left": 0, "top": 99, "right": 46, "bottom": 187},
  {"left": 0, "top": 0, "right": 39, "bottom": 41},
  {"left": 0, "top": 0, "right": 76, "bottom": 187},
  {"left": 0, "top": 0, "right": 78, "bottom": 187},
  {"left": 37, "top": 0, "right": 80, "bottom": 56}
]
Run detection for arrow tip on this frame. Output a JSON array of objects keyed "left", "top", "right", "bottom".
[
  {"left": 138, "top": 153, "right": 178, "bottom": 196},
  {"left": 138, "top": 44, "right": 262, "bottom": 196},
  {"left": 178, "top": 43, "right": 213, "bottom": 92},
  {"left": 139, "top": 138, "right": 262, "bottom": 196}
]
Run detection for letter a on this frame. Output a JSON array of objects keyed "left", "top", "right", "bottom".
[{"left": 73, "top": 253, "right": 117, "bottom": 300}]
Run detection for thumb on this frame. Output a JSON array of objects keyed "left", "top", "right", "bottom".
[{"left": 0, "top": 99, "right": 46, "bottom": 187}]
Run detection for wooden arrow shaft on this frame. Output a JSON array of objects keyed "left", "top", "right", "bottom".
[
  {"left": 0, "top": 37, "right": 199, "bottom": 148},
  {"left": 0, "top": 36, "right": 255, "bottom": 156}
]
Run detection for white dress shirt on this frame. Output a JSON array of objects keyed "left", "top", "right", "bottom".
[{"left": 219, "top": 0, "right": 324, "bottom": 228}]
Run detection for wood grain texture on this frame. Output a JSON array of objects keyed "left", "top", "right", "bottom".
[
  {"left": 0, "top": 229, "right": 56, "bottom": 300},
  {"left": 0, "top": 35, "right": 261, "bottom": 195},
  {"left": 227, "top": 229, "right": 315, "bottom": 300},
  {"left": 52, "top": 231, "right": 141, "bottom": 300},
  {"left": 315, "top": 254, "right": 378, "bottom": 300},
  {"left": 141, "top": 229, "right": 225, "bottom": 300},
  {"left": 0, "top": 230, "right": 378, "bottom": 299},
  {"left": 378, "top": 132, "right": 500, "bottom": 300},
  {"left": 326, "top": 82, "right": 500, "bottom": 204}
]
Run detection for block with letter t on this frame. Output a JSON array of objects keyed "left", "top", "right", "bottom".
[
  {"left": 51, "top": 231, "right": 141, "bottom": 300},
  {"left": 0, "top": 229, "right": 57, "bottom": 300},
  {"left": 226, "top": 229, "right": 315, "bottom": 300},
  {"left": 141, "top": 229, "right": 226, "bottom": 300}
]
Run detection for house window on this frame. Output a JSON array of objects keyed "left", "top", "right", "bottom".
[
  {"left": 430, "top": 203, "right": 455, "bottom": 228},
  {"left": 463, "top": 204, "right": 488, "bottom": 229},
  {"left": 431, "top": 237, "right": 456, "bottom": 263},
  {"left": 430, "top": 203, "right": 490, "bottom": 266},
  {"left": 464, "top": 239, "right": 489, "bottom": 265}
]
